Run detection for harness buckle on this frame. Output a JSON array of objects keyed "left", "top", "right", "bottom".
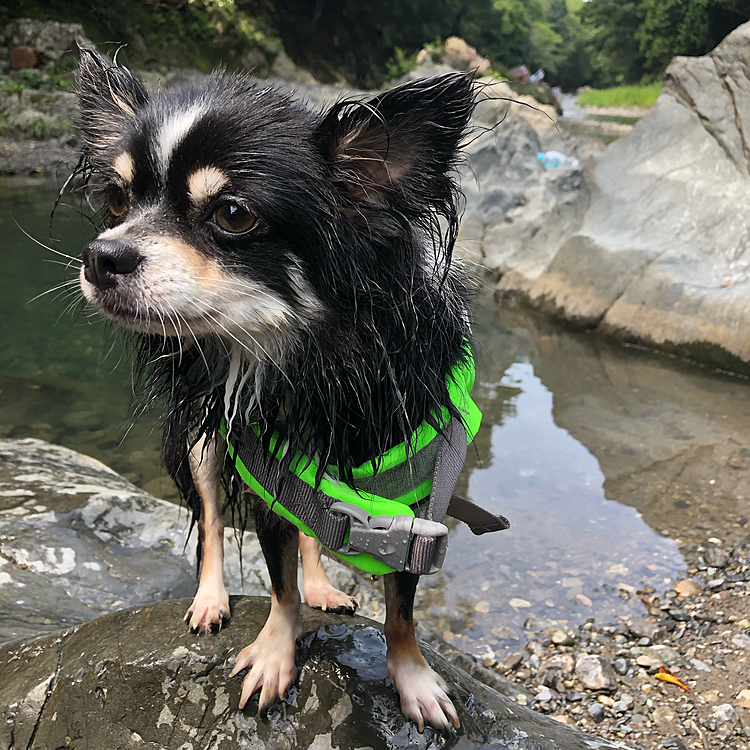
[{"left": 329, "top": 502, "right": 448, "bottom": 574}]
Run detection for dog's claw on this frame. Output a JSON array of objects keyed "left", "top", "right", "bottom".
[
  {"left": 388, "top": 658, "right": 460, "bottom": 734},
  {"left": 231, "top": 602, "right": 301, "bottom": 715},
  {"left": 185, "top": 585, "right": 231, "bottom": 634},
  {"left": 303, "top": 581, "right": 359, "bottom": 615}
]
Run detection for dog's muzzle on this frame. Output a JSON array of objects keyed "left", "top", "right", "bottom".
[{"left": 82, "top": 239, "right": 143, "bottom": 290}]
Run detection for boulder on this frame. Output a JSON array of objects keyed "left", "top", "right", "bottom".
[
  {"left": 0, "top": 438, "right": 383, "bottom": 645},
  {"left": 442, "top": 36, "right": 491, "bottom": 77},
  {"left": 3, "top": 18, "right": 85, "bottom": 64},
  {"left": 0, "top": 597, "right": 625, "bottom": 749},
  {"left": 463, "top": 21, "right": 750, "bottom": 372}
]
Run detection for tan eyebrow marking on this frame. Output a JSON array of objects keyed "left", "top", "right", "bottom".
[
  {"left": 113, "top": 151, "right": 134, "bottom": 183},
  {"left": 187, "top": 166, "right": 229, "bottom": 204}
]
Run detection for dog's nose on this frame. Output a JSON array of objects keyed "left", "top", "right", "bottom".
[{"left": 82, "top": 240, "right": 143, "bottom": 290}]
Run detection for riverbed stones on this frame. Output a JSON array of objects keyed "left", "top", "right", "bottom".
[
  {"left": 0, "top": 597, "right": 626, "bottom": 750},
  {"left": 574, "top": 654, "right": 617, "bottom": 691},
  {"left": 674, "top": 579, "right": 703, "bottom": 599}
]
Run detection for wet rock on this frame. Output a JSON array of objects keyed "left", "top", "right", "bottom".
[
  {"left": 551, "top": 629, "right": 575, "bottom": 646},
  {"left": 499, "top": 652, "right": 525, "bottom": 672},
  {"left": 574, "top": 655, "right": 617, "bottom": 691},
  {"left": 0, "top": 598, "right": 625, "bottom": 750},
  {"left": 0, "top": 438, "right": 381, "bottom": 645}
]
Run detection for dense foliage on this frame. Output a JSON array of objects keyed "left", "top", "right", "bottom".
[{"left": 1, "top": 0, "right": 748, "bottom": 89}]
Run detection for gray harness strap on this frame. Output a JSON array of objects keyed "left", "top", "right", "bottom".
[
  {"left": 232, "top": 419, "right": 509, "bottom": 575},
  {"left": 233, "top": 427, "right": 351, "bottom": 551}
]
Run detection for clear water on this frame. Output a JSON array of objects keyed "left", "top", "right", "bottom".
[{"left": 3, "top": 177, "right": 749, "bottom": 660}]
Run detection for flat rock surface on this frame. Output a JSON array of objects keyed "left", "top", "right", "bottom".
[{"left": 0, "top": 597, "right": 626, "bottom": 750}]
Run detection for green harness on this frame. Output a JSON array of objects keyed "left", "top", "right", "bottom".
[{"left": 222, "top": 353, "right": 505, "bottom": 575}]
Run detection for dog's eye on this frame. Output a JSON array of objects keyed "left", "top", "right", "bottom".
[
  {"left": 107, "top": 187, "right": 128, "bottom": 218},
  {"left": 214, "top": 203, "right": 257, "bottom": 234}
]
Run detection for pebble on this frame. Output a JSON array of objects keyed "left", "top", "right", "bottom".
[
  {"left": 588, "top": 703, "right": 605, "bottom": 723},
  {"left": 738, "top": 619, "right": 750, "bottom": 630},
  {"left": 551, "top": 629, "right": 575, "bottom": 646},
  {"left": 711, "top": 703, "right": 738, "bottom": 725},
  {"left": 652, "top": 705, "right": 677, "bottom": 728},
  {"left": 705, "top": 546, "right": 730, "bottom": 568},
  {"left": 575, "top": 655, "right": 616, "bottom": 690},
  {"left": 509, "top": 598, "right": 532, "bottom": 609},
  {"left": 637, "top": 645, "right": 683, "bottom": 668},
  {"left": 627, "top": 617, "right": 657, "bottom": 640},
  {"left": 707, "top": 577, "right": 726, "bottom": 589},
  {"left": 732, "top": 633, "right": 750, "bottom": 649},
  {"left": 637, "top": 636, "right": 652, "bottom": 646},
  {"left": 689, "top": 657, "right": 711, "bottom": 672},
  {"left": 737, "top": 689, "right": 750, "bottom": 709},
  {"left": 474, "top": 600, "right": 490, "bottom": 613},
  {"left": 612, "top": 657, "right": 629, "bottom": 675},
  {"left": 566, "top": 691, "right": 584, "bottom": 702},
  {"left": 673, "top": 579, "right": 703, "bottom": 598},
  {"left": 499, "top": 652, "right": 524, "bottom": 672},
  {"left": 536, "top": 686, "right": 553, "bottom": 703},
  {"left": 613, "top": 694, "right": 634, "bottom": 713}
]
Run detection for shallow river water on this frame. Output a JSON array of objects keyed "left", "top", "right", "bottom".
[{"left": 3, "top": 177, "right": 750, "bottom": 663}]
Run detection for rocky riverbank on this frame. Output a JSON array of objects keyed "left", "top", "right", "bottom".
[{"left": 491, "top": 540, "right": 750, "bottom": 750}]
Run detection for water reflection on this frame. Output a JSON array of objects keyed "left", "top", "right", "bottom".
[{"left": 418, "top": 338, "right": 683, "bottom": 658}]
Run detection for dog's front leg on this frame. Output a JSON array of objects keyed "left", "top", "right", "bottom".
[
  {"left": 231, "top": 498, "right": 301, "bottom": 715},
  {"left": 384, "top": 572, "right": 459, "bottom": 734},
  {"left": 299, "top": 531, "right": 359, "bottom": 614},
  {"left": 184, "top": 433, "right": 230, "bottom": 633}
]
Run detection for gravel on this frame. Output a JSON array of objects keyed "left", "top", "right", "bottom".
[{"left": 460, "top": 539, "right": 750, "bottom": 749}]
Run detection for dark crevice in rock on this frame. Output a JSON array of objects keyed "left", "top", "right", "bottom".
[
  {"left": 25, "top": 638, "right": 64, "bottom": 750},
  {"left": 714, "top": 55, "right": 750, "bottom": 173},
  {"left": 665, "top": 73, "right": 746, "bottom": 177}
]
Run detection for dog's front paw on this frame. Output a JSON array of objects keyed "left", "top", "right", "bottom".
[
  {"left": 230, "top": 606, "right": 302, "bottom": 716},
  {"left": 388, "top": 656, "right": 460, "bottom": 734},
  {"left": 184, "top": 584, "right": 231, "bottom": 633},
  {"left": 303, "top": 580, "right": 359, "bottom": 614}
]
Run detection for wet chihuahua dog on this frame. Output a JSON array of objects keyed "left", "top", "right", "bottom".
[{"left": 76, "top": 46, "right": 476, "bottom": 732}]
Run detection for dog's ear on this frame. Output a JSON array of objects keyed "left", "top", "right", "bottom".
[
  {"left": 316, "top": 72, "right": 476, "bottom": 204},
  {"left": 76, "top": 45, "right": 148, "bottom": 153}
]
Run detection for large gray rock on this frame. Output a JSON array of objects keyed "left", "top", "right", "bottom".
[
  {"left": 463, "top": 22, "right": 750, "bottom": 372},
  {"left": 0, "top": 597, "right": 626, "bottom": 750},
  {"left": 0, "top": 438, "right": 383, "bottom": 645}
]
